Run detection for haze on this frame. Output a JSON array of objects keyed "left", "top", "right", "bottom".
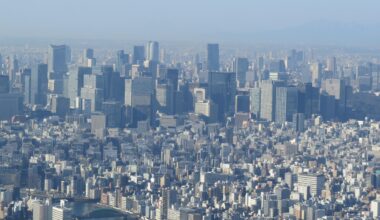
[{"left": 1, "top": 0, "right": 380, "bottom": 45}]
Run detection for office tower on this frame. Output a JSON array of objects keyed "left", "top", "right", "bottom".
[
  {"left": 208, "top": 72, "right": 236, "bottom": 122},
  {"left": 0, "top": 75, "right": 9, "bottom": 94},
  {"left": 275, "top": 86, "right": 298, "bottom": 123},
  {"left": 8, "top": 56, "right": 19, "bottom": 85},
  {"left": 262, "top": 194, "right": 278, "bottom": 218},
  {"left": 48, "top": 45, "right": 68, "bottom": 74},
  {"left": 372, "top": 69, "right": 380, "bottom": 91},
  {"left": 207, "top": 44, "right": 220, "bottom": 72},
  {"left": 233, "top": 57, "right": 249, "bottom": 88},
  {"left": 83, "top": 48, "right": 94, "bottom": 61},
  {"left": 49, "top": 95, "right": 70, "bottom": 118},
  {"left": 310, "top": 62, "right": 322, "bottom": 87},
  {"left": 146, "top": 41, "right": 159, "bottom": 62},
  {"left": 133, "top": 46, "right": 145, "bottom": 64},
  {"left": 30, "top": 64, "right": 48, "bottom": 105},
  {"left": 258, "top": 57, "right": 264, "bottom": 71},
  {"left": 293, "top": 113, "right": 305, "bottom": 132},
  {"left": 194, "top": 88, "right": 206, "bottom": 102},
  {"left": 269, "top": 60, "right": 286, "bottom": 73},
  {"left": 124, "top": 76, "right": 153, "bottom": 126},
  {"left": 32, "top": 200, "right": 51, "bottom": 220},
  {"left": 166, "top": 68, "right": 179, "bottom": 91},
  {"left": 116, "top": 50, "right": 129, "bottom": 73},
  {"left": 321, "top": 78, "right": 348, "bottom": 120},
  {"left": 52, "top": 200, "right": 71, "bottom": 220},
  {"left": 91, "top": 113, "right": 107, "bottom": 139},
  {"left": 249, "top": 88, "right": 261, "bottom": 118},
  {"left": 195, "top": 100, "right": 217, "bottom": 123},
  {"left": 297, "top": 174, "right": 325, "bottom": 198},
  {"left": 0, "top": 93, "right": 23, "bottom": 120},
  {"left": 235, "top": 95, "right": 250, "bottom": 113},
  {"left": 23, "top": 73, "right": 31, "bottom": 104},
  {"left": 298, "top": 83, "right": 320, "bottom": 118},
  {"left": 102, "top": 101, "right": 122, "bottom": 128},
  {"left": 145, "top": 60, "right": 159, "bottom": 80},
  {"left": 68, "top": 66, "right": 92, "bottom": 107},
  {"left": 319, "top": 92, "right": 336, "bottom": 120},
  {"left": 371, "top": 200, "right": 380, "bottom": 218},
  {"left": 83, "top": 48, "right": 96, "bottom": 67},
  {"left": 80, "top": 74, "right": 104, "bottom": 112},
  {"left": 159, "top": 189, "right": 169, "bottom": 220},
  {"left": 156, "top": 83, "right": 175, "bottom": 115},
  {"left": 326, "top": 57, "right": 337, "bottom": 75},
  {"left": 260, "top": 80, "right": 284, "bottom": 121},
  {"left": 101, "top": 65, "right": 123, "bottom": 101}
]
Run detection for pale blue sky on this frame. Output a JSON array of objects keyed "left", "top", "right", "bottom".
[{"left": 1, "top": 0, "right": 379, "bottom": 43}]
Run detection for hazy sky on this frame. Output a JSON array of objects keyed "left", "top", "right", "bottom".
[{"left": 1, "top": 0, "right": 380, "bottom": 43}]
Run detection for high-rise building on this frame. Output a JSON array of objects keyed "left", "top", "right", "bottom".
[
  {"left": 166, "top": 68, "right": 179, "bottom": 91},
  {"left": 371, "top": 200, "right": 380, "bottom": 219},
  {"left": 124, "top": 76, "right": 153, "bottom": 126},
  {"left": 0, "top": 93, "right": 23, "bottom": 120},
  {"left": 52, "top": 200, "right": 71, "bottom": 220},
  {"left": 235, "top": 95, "right": 250, "bottom": 113},
  {"left": 275, "top": 86, "right": 298, "bottom": 123},
  {"left": 292, "top": 113, "right": 305, "bottom": 132},
  {"left": 48, "top": 45, "right": 69, "bottom": 75},
  {"left": 249, "top": 87, "right": 261, "bottom": 118},
  {"left": 31, "top": 64, "right": 48, "bottom": 105},
  {"left": 49, "top": 95, "right": 70, "bottom": 118},
  {"left": 207, "top": 44, "right": 220, "bottom": 72},
  {"left": 310, "top": 62, "right": 322, "bottom": 87},
  {"left": 321, "top": 78, "right": 349, "bottom": 120},
  {"left": 208, "top": 72, "right": 236, "bottom": 122},
  {"left": 133, "top": 46, "right": 145, "bottom": 65},
  {"left": 32, "top": 200, "right": 51, "bottom": 220},
  {"left": 146, "top": 41, "right": 159, "bottom": 62},
  {"left": 156, "top": 83, "right": 175, "bottom": 115},
  {"left": 68, "top": 66, "right": 92, "bottom": 107},
  {"left": 260, "top": 80, "right": 284, "bottom": 121},
  {"left": 233, "top": 57, "right": 249, "bottom": 88},
  {"left": 82, "top": 48, "right": 95, "bottom": 67},
  {"left": 102, "top": 101, "right": 122, "bottom": 128},
  {"left": 297, "top": 173, "right": 325, "bottom": 198},
  {"left": 80, "top": 74, "right": 104, "bottom": 112},
  {"left": 102, "top": 66, "right": 123, "bottom": 101},
  {"left": 116, "top": 50, "right": 129, "bottom": 73},
  {"left": 0, "top": 75, "right": 10, "bottom": 94},
  {"left": 326, "top": 57, "right": 337, "bottom": 75}
]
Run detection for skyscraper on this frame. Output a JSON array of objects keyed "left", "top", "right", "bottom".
[
  {"left": 48, "top": 45, "right": 69, "bottom": 74},
  {"left": 275, "top": 86, "right": 299, "bottom": 123},
  {"left": 260, "top": 80, "right": 284, "bottom": 121},
  {"left": 297, "top": 174, "right": 325, "bottom": 198},
  {"left": 321, "top": 78, "right": 349, "bottom": 120},
  {"left": 233, "top": 57, "right": 249, "bottom": 88},
  {"left": 207, "top": 44, "right": 220, "bottom": 72},
  {"left": 80, "top": 74, "right": 104, "bottom": 112},
  {"left": 124, "top": 76, "right": 153, "bottom": 126},
  {"left": 31, "top": 64, "right": 48, "bottom": 105},
  {"left": 310, "top": 62, "right": 322, "bottom": 87},
  {"left": 116, "top": 50, "right": 129, "bottom": 73},
  {"left": 52, "top": 200, "right": 71, "bottom": 220},
  {"left": 249, "top": 87, "right": 261, "bottom": 118},
  {"left": 146, "top": 41, "right": 159, "bottom": 62},
  {"left": 208, "top": 72, "right": 236, "bottom": 122},
  {"left": 133, "top": 46, "right": 145, "bottom": 65}
]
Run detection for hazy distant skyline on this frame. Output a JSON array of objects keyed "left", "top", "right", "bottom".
[{"left": 1, "top": 0, "right": 380, "bottom": 45}]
